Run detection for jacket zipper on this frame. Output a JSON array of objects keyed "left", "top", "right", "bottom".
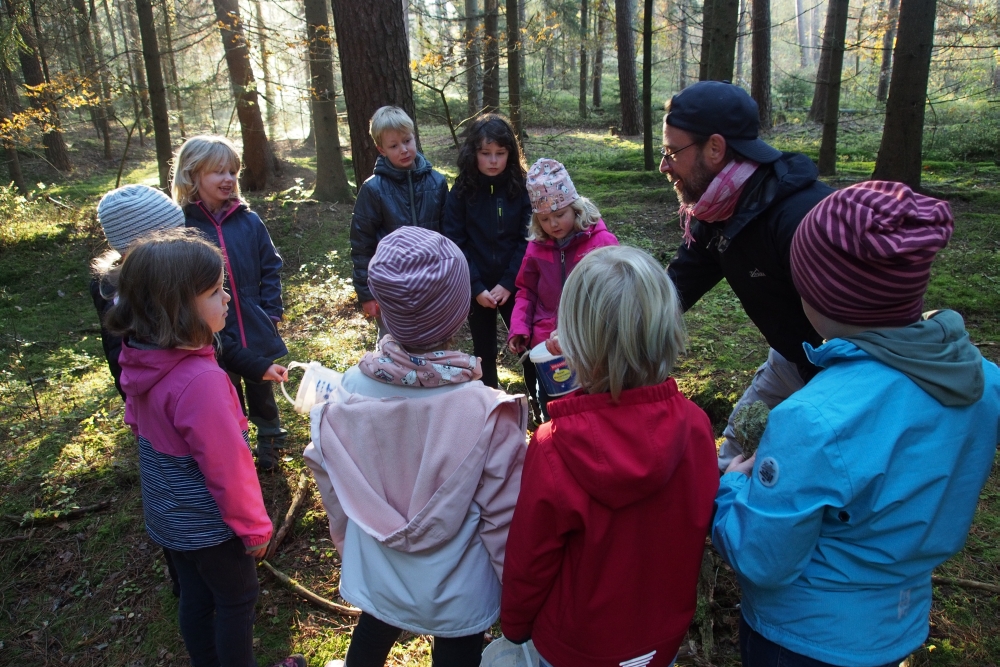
[
  {"left": 197, "top": 202, "right": 248, "bottom": 348},
  {"left": 560, "top": 249, "right": 567, "bottom": 286},
  {"left": 408, "top": 170, "right": 417, "bottom": 227},
  {"left": 492, "top": 184, "right": 499, "bottom": 269}
]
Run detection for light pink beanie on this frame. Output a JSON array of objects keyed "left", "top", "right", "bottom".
[{"left": 526, "top": 158, "right": 580, "bottom": 213}]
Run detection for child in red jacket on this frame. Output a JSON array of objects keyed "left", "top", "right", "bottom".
[{"left": 500, "top": 245, "right": 719, "bottom": 667}]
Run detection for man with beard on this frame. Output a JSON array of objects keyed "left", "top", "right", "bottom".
[{"left": 662, "top": 81, "right": 834, "bottom": 471}]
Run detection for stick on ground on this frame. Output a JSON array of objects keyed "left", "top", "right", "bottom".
[
  {"left": 267, "top": 471, "right": 311, "bottom": 560},
  {"left": 260, "top": 560, "right": 361, "bottom": 617},
  {"left": 932, "top": 575, "right": 1000, "bottom": 595},
  {"left": 4, "top": 501, "right": 112, "bottom": 527}
]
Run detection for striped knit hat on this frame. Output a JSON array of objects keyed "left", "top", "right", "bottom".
[
  {"left": 97, "top": 184, "right": 186, "bottom": 253},
  {"left": 791, "top": 181, "right": 953, "bottom": 327},
  {"left": 368, "top": 227, "right": 471, "bottom": 348}
]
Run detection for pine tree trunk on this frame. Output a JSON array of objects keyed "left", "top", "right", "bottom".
[
  {"left": 160, "top": 0, "right": 185, "bottom": 138},
  {"left": 615, "top": 0, "right": 641, "bottom": 135},
  {"left": 808, "top": 0, "right": 838, "bottom": 122},
  {"left": 330, "top": 0, "right": 416, "bottom": 184},
  {"left": 508, "top": 0, "right": 523, "bottom": 135},
  {"left": 750, "top": 0, "right": 772, "bottom": 130},
  {"left": 795, "top": 0, "right": 809, "bottom": 68},
  {"left": 251, "top": 0, "right": 278, "bottom": 141},
  {"left": 135, "top": 0, "right": 171, "bottom": 188},
  {"left": 483, "top": 0, "right": 500, "bottom": 110},
  {"left": 0, "top": 66, "right": 27, "bottom": 193},
  {"left": 593, "top": 0, "right": 606, "bottom": 106},
  {"left": 876, "top": 0, "right": 898, "bottom": 102},
  {"left": 304, "top": 0, "right": 353, "bottom": 202},
  {"left": 117, "top": 0, "right": 151, "bottom": 143},
  {"left": 544, "top": 1, "right": 555, "bottom": 89},
  {"left": 211, "top": 0, "right": 279, "bottom": 191},
  {"left": 72, "top": 0, "right": 113, "bottom": 159},
  {"left": 89, "top": 0, "right": 114, "bottom": 155},
  {"left": 579, "top": 0, "right": 588, "bottom": 118},
  {"left": 465, "top": 0, "right": 482, "bottom": 117},
  {"left": 817, "top": 0, "right": 848, "bottom": 175},
  {"left": 678, "top": 0, "right": 689, "bottom": 88},
  {"left": 642, "top": 0, "right": 653, "bottom": 168},
  {"left": 8, "top": 0, "right": 72, "bottom": 171},
  {"left": 700, "top": 0, "right": 740, "bottom": 81},
  {"left": 735, "top": 0, "right": 747, "bottom": 83},
  {"left": 872, "top": 0, "right": 935, "bottom": 188}
]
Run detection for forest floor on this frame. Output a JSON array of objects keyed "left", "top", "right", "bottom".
[{"left": 0, "top": 122, "right": 999, "bottom": 666}]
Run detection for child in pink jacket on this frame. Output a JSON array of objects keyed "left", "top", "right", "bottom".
[{"left": 507, "top": 158, "right": 618, "bottom": 420}]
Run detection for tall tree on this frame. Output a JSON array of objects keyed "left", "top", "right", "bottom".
[
  {"left": 482, "top": 0, "right": 499, "bottom": 110},
  {"left": 118, "top": 0, "right": 152, "bottom": 140},
  {"left": 159, "top": 0, "right": 184, "bottom": 138},
  {"left": 331, "top": 0, "right": 416, "bottom": 184},
  {"left": 0, "top": 62, "right": 27, "bottom": 192},
  {"left": 872, "top": 0, "right": 937, "bottom": 187},
  {"left": 642, "top": 0, "right": 652, "bottom": 168},
  {"left": 592, "top": 0, "right": 607, "bottom": 107},
  {"left": 615, "top": 0, "right": 641, "bottom": 134},
  {"left": 71, "top": 0, "right": 112, "bottom": 159},
  {"left": 464, "top": 0, "right": 482, "bottom": 117},
  {"left": 6, "top": 0, "right": 72, "bottom": 171},
  {"left": 817, "top": 0, "right": 848, "bottom": 175},
  {"left": 579, "top": 0, "right": 588, "bottom": 117},
  {"left": 303, "top": 0, "right": 352, "bottom": 202},
  {"left": 507, "top": 0, "right": 522, "bottom": 135},
  {"left": 699, "top": 0, "right": 739, "bottom": 80},
  {"left": 135, "top": 0, "right": 170, "bottom": 187},
  {"left": 251, "top": 0, "right": 277, "bottom": 140},
  {"left": 795, "top": 0, "right": 809, "bottom": 67},
  {"left": 678, "top": 0, "right": 690, "bottom": 89},
  {"left": 876, "top": 0, "right": 898, "bottom": 102},
  {"left": 750, "top": 0, "right": 772, "bottom": 129},
  {"left": 808, "top": 0, "right": 839, "bottom": 122},
  {"left": 211, "top": 0, "right": 278, "bottom": 190}
]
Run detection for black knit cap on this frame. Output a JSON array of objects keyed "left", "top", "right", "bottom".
[{"left": 665, "top": 81, "right": 782, "bottom": 164}]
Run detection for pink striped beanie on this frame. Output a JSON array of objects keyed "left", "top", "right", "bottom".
[
  {"left": 368, "top": 226, "right": 471, "bottom": 348},
  {"left": 791, "top": 181, "right": 953, "bottom": 327}
]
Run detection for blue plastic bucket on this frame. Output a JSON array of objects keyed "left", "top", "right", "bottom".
[{"left": 529, "top": 342, "right": 580, "bottom": 397}]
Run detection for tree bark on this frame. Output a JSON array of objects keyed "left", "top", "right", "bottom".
[
  {"left": 544, "top": 0, "right": 555, "bottom": 88},
  {"left": 0, "top": 66, "right": 27, "bottom": 193},
  {"left": 211, "top": 0, "right": 279, "bottom": 191},
  {"left": 303, "top": 0, "right": 353, "bottom": 202},
  {"left": 159, "top": 0, "right": 185, "bottom": 138},
  {"left": 6, "top": 0, "right": 72, "bottom": 171},
  {"left": 735, "top": 0, "right": 747, "bottom": 83},
  {"left": 795, "top": 0, "right": 809, "bottom": 68},
  {"left": 615, "top": 0, "right": 641, "bottom": 135},
  {"left": 876, "top": 0, "right": 898, "bottom": 102},
  {"left": 593, "top": 0, "right": 606, "bottom": 106},
  {"left": 135, "top": 0, "right": 171, "bottom": 188},
  {"left": 872, "top": 0, "right": 936, "bottom": 188},
  {"left": 331, "top": 0, "right": 416, "bottom": 184},
  {"left": 89, "top": 0, "right": 114, "bottom": 153},
  {"left": 483, "top": 0, "right": 500, "bottom": 110},
  {"left": 642, "top": 0, "right": 652, "bottom": 168},
  {"left": 679, "top": 0, "right": 689, "bottom": 88},
  {"left": 817, "top": 0, "right": 848, "bottom": 175},
  {"left": 508, "top": 0, "right": 522, "bottom": 135},
  {"left": 251, "top": 0, "right": 278, "bottom": 141},
  {"left": 119, "top": 0, "right": 152, "bottom": 140},
  {"left": 579, "top": 0, "right": 588, "bottom": 117},
  {"left": 71, "top": 0, "right": 112, "bottom": 159},
  {"left": 699, "top": 0, "right": 740, "bottom": 81},
  {"left": 750, "top": 0, "right": 772, "bottom": 129},
  {"left": 808, "top": 0, "right": 838, "bottom": 122},
  {"left": 464, "top": 0, "right": 482, "bottom": 117}
]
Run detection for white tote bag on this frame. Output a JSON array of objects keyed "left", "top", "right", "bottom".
[
  {"left": 480, "top": 638, "right": 539, "bottom": 667},
  {"left": 280, "top": 361, "right": 344, "bottom": 414}
]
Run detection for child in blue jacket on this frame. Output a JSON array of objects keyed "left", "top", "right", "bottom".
[
  {"left": 172, "top": 135, "right": 289, "bottom": 472},
  {"left": 712, "top": 181, "right": 1000, "bottom": 667}
]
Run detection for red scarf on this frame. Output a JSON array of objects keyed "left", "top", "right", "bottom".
[{"left": 680, "top": 159, "right": 759, "bottom": 247}]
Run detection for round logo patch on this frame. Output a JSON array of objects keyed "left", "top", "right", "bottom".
[
  {"left": 757, "top": 456, "right": 779, "bottom": 488},
  {"left": 552, "top": 368, "right": 572, "bottom": 382}
]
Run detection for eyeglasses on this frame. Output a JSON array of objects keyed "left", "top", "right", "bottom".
[{"left": 659, "top": 142, "right": 698, "bottom": 162}]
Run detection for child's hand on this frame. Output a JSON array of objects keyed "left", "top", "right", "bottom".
[
  {"left": 247, "top": 544, "right": 267, "bottom": 560},
  {"left": 508, "top": 334, "right": 529, "bottom": 355},
  {"left": 489, "top": 285, "right": 511, "bottom": 306},
  {"left": 725, "top": 453, "right": 756, "bottom": 477},
  {"left": 476, "top": 290, "right": 497, "bottom": 308},
  {"left": 262, "top": 364, "right": 288, "bottom": 383},
  {"left": 544, "top": 333, "right": 562, "bottom": 356},
  {"left": 361, "top": 300, "right": 380, "bottom": 319}
]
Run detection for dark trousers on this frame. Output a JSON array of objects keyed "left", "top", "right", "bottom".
[
  {"left": 227, "top": 372, "right": 286, "bottom": 446},
  {"left": 468, "top": 298, "right": 539, "bottom": 404},
  {"left": 345, "top": 612, "right": 484, "bottom": 667},
  {"left": 167, "top": 537, "right": 259, "bottom": 667},
  {"left": 739, "top": 614, "right": 904, "bottom": 667}
]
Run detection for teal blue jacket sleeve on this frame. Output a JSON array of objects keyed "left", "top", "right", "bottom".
[{"left": 712, "top": 398, "right": 854, "bottom": 588}]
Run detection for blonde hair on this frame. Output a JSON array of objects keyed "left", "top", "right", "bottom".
[
  {"left": 369, "top": 106, "right": 414, "bottom": 147},
  {"left": 558, "top": 245, "right": 686, "bottom": 401},
  {"left": 171, "top": 135, "right": 241, "bottom": 207},
  {"left": 528, "top": 196, "right": 602, "bottom": 241}
]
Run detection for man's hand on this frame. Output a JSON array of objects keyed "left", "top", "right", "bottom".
[
  {"left": 489, "top": 285, "right": 512, "bottom": 306},
  {"left": 262, "top": 364, "right": 288, "bottom": 383},
  {"left": 476, "top": 290, "right": 497, "bottom": 308},
  {"left": 725, "top": 453, "right": 756, "bottom": 477},
  {"left": 362, "top": 300, "right": 380, "bottom": 319},
  {"left": 508, "top": 334, "right": 529, "bottom": 355}
]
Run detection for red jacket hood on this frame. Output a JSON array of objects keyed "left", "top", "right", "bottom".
[
  {"left": 544, "top": 379, "right": 693, "bottom": 509},
  {"left": 119, "top": 342, "right": 217, "bottom": 397}
]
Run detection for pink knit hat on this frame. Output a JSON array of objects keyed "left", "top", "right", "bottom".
[
  {"left": 526, "top": 158, "right": 580, "bottom": 213},
  {"left": 791, "top": 181, "right": 953, "bottom": 327},
  {"left": 368, "top": 227, "right": 471, "bottom": 348}
]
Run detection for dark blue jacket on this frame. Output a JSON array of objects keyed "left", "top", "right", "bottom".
[
  {"left": 667, "top": 153, "right": 833, "bottom": 379},
  {"left": 442, "top": 173, "right": 531, "bottom": 296},
  {"left": 350, "top": 154, "right": 449, "bottom": 302},
  {"left": 185, "top": 201, "right": 287, "bottom": 381}
]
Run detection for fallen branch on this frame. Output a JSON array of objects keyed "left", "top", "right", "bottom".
[
  {"left": 44, "top": 194, "right": 75, "bottom": 210},
  {"left": 0, "top": 529, "right": 35, "bottom": 544},
  {"left": 260, "top": 560, "right": 360, "bottom": 617},
  {"left": 266, "top": 471, "right": 311, "bottom": 560},
  {"left": 4, "top": 501, "right": 112, "bottom": 527},
  {"left": 932, "top": 575, "right": 1000, "bottom": 595}
]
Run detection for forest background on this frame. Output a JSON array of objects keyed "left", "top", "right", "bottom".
[{"left": 1, "top": 0, "right": 999, "bottom": 665}]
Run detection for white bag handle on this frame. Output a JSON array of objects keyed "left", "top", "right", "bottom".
[
  {"left": 521, "top": 642, "right": 534, "bottom": 666},
  {"left": 279, "top": 361, "right": 312, "bottom": 406}
]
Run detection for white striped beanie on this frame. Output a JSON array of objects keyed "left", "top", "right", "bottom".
[
  {"left": 367, "top": 226, "right": 471, "bottom": 348},
  {"left": 791, "top": 180, "right": 953, "bottom": 327},
  {"left": 97, "top": 184, "right": 186, "bottom": 253}
]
